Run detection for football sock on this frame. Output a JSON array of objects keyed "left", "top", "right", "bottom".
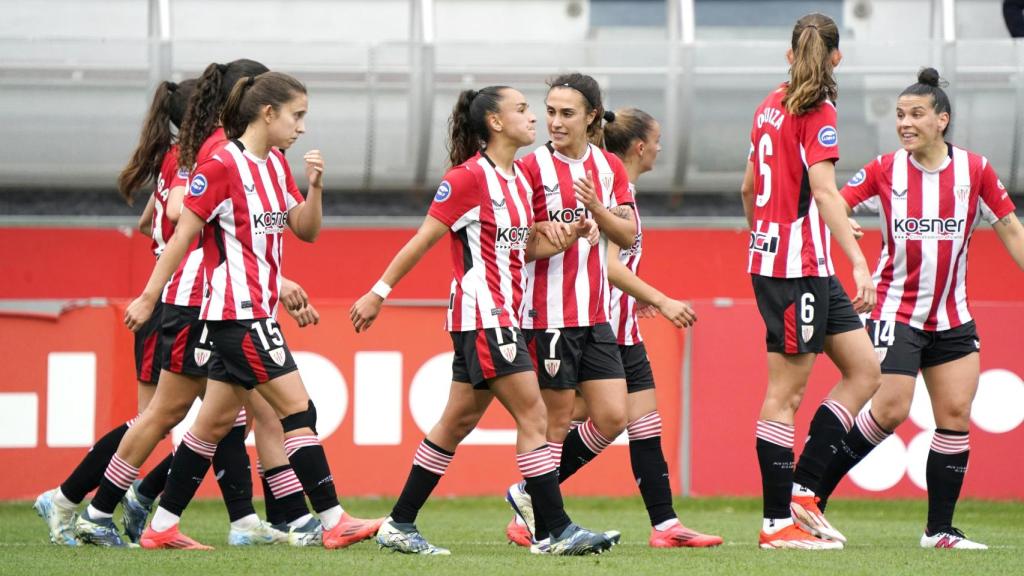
[
  {"left": 390, "top": 439, "right": 453, "bottom": 524},
  {"left": 793, "top": 399, "right": 853, "bottom": 494},
  {"left": 158, "top": 431, "right": 216, "bottom": 517},
  {"left": 284, "top": 435, "right": 339, "bottom": 516},
  {"left": 817, "top": 409, "right": 891, "bottom": 510},
  {"left": 558, "top": 419, "right": 612, "bottom": 483},
  {"left": 137, "top": 453, "right": 173, "bottom": 503},
  {"left": 59, "top": 422, "right": 130, "bottom": 504},
  {"left": 264, "top": 464, "right": 310, "bottom": 525},
  {"left": 90, "top": 453, "right": 140, "bottom": 516},
  {"left": 756, "top": 420, "right": 795, "bottom": 521},
  {"left": 212, "top": 421, "right": 255, "bottom": 522},
  {"left": 520, "top": 445, "right": 570, "bottom": 540},
  {"left": 926, "top": 429, "right": 969, "bottom": 534},
  {"left": 627, "top": 411, "right": 676, "bottom": 526}
]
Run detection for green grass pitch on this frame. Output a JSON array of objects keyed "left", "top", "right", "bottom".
[{"left": 2, "top": 497, "right": 1019, "bottom": 575}]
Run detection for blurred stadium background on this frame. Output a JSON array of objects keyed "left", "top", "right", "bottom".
[{"left": 1, "top": 0, "right": 1022, "bottom": 508}]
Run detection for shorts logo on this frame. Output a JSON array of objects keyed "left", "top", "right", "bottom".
[
  {"left": 499, "top": 343, "right": 517, "bottom": 363},
  {"left": 189, "top": 174, "right": 208, "bottom": 196},
  {"left": 544, "top": 359, "right": 561, "bottom": 377},
  {"left": 974, "top": 339, "right": 981, "bottom": 350},
  {"left": 874, "top": 347, "right": 888, "bottom": 364},
  {"left": 434, "top": 181, "right": 452, "bottom": 203},
  {"left": 801, "top": 325, "right": 814, "bottom": 343},
  {"left": 269, "top": 347, "right": 287, "bottom": 367},
  {"left": 848, "top": 168, "right": 866, "bottom": 187},
  {"left": 954, "top": 184, "right": 970, "bottom": 203},
  {"left": 817, "top": 126, "right": 838, "bottom": 147},
  {"left": 194, "top": 347, "right": 211, "bottom": 367}
]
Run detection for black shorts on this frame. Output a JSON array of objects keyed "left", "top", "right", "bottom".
[
  {"left": 134, "top": 299, "right": 165, "bottom": 384},
  {"left": 527, "top": 323, "right": 626, "bottom": 390},
  {"left": 620, "top": 343, "right": 655, "bottom": 394},
  {"left": 865, "top": 319, "right": 980, "bottom": 377},
  {"left": 206, "top": 318, "right": 299, "bottom": 390},
  {"left": 160, "top": 304, "right": 212, "bottom": 377},
  {"left": 451, "top": 326, "right": 534, "bottom": 389},
  {"left": 752, "top": 275, "right": 863, "bottom": 354}
]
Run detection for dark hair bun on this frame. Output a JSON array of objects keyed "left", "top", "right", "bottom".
[
  {"left": 603, "top": 110, "right": 616, "bottom": 123},
  {"left": 918, "top": 67, "right": 941, "bottom": 87}
]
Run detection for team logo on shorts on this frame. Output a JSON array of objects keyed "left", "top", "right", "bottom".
[
  {"left": 817, "top": 126, "right": 838, "bottom": 147},
  {"left": 434, "top": 181, "right": 452, "bottom": 203},
  {"left": 801, "top": 325, "right": 815, "bottom": 343},
  {"left": 544, "top": 359, "right": 561, "bottom": 377},
  {"left": 874, "top": 347, "right": 888, "bottom": 364},
  {"left": 848, "top": 168, "right": 866, "bottom": 187},
  {"left": 499, "top": 343, "right": 517, "bottom": 363},
  {"left": 269, "top": 347, "right": 287, "bottom": 367},
  {"left": 194, "top": 347, "right": 211, "bottom": 367},
  {"left": 189, "top": 174, "right": 207, "bottom": 196}
]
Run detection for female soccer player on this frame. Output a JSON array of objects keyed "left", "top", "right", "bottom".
[
  {"left": 740, "top": 13, "right": 881, "bottom": 549},
  {"left": 349, "top": 85, "right": 617, "bottom": 556},
  {"left": 502, "top": 72, "right": 636, "bottom": 549},
  {"left": 598, "top": 107, "right": 723, "bottom": 548},
  {"left": 33, "top": 78, "right": 195, "bottom": 546},
  {"left": 812, "top": 68, "right": 1023, "bottom": 549},
  {"left": 123, "top": 71, "right": 381, "bottom": 551}
]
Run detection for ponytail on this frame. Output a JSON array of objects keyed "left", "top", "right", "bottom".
[
  {"left": 221, "top": 72, "right": 307, "bottom": 139},
  {"left": 177, "top": 58, "right": 268, "bottom": 170},
  {"left": 447, "top": 86, "right": 507, "bottom": 167},
  {"left": 603, "top": 107, "right": 655, "bottom": 160},
  {"left": 782, "top": 13, "right": 840, "bottom": 116},
  {"left": 116, "top": 79, "right": 196, "bottom": 204}
]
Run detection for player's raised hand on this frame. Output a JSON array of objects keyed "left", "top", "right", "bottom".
[
  {"left": 350, "top": 292, "right": 383, "bottom": 333},
  {"left": 304, "top": 149, "right": 324, "bottom": 188},
  {"left": 573, "top": 170, "right": 601, "bottom": 212}
]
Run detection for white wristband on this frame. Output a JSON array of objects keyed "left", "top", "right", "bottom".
[{"left": 371, "top": 280, "right": 392, "bottom": 300}]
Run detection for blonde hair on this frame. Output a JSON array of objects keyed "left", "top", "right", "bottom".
[{"left": 782, "top": 13, "right": 840, "bottom": 116}]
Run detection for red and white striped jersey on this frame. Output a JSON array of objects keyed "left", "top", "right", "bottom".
[
  {"left": 427, "top": 152, "right": 533, "bottom": 332},
  {"left": 841, "top": 145, "right": 1016, "bottom": 330},
  {"left": 520, "top": 143, "right": 634, "bottom": 329},
  {"left": 150, "top": 145, "right": 190, "bottom": 257},
  {"left": 162, "top": 130, "right": 229, "bottom": 307},
  {"left": 608, "top": 185, "right": 643, "bottom": 345},
  {"left": 747, "top": 83, "right": 838, "bottom": 278},
  {"left": 184, "top": 140, "right": 305, "bottom": 321}
]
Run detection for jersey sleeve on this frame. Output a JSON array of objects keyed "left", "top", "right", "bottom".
[
  {"left": 607, "top": 153, "right": 635, "bottom": 208},
  {"left": 276, "top": 150, "right": 305, "bottom": 210},
  {"left": 840, "top": 157, "right": 882, "bottom": 214},
  {"left": 183, "top": 156, "right": 232, "bottom": 223},
  {"left": 977, "top": 157, "right": 1016, "bottom": 224},
  {"left": 426, "top": 166, "right": 481, "bottom": 232},
  {"left": 801, "top": 102, "right": 840, "bottom": 167}
]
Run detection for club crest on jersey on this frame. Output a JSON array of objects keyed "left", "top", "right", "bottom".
[
  {"left": 848, "top": 169, "right": 866, "bottom": 187},
  {"left": 801, "top": 325, "right": 814, "bottom": 343},
  {"left": 194, "top": 347, "right": 211, "bottom": 367},
  {"left": 954, "top": 185, "right": 971, "bottom": 203},
  {"left": 269, "top": 347, "right": 287, "bottom": 367},
  {"left": 544, "top": 359, "right": 561, "bottom": 377},
  {"left": 434, "top": 181, "right": 452, "bottom": 203},
  {"left": 874, "top": 347, "right": 888, "bottom": 364},
  {"left": 499, "top": 343, "right": 518, "bottom": 363},
  {"left": 189, "top": 174, "right": 208, "bottom": 196},
  {"left": 599, "top": 172, "right": 614, "bottom": 193},
  {"left": 817, "top": 126, "right": 838, "bottom": 147}
]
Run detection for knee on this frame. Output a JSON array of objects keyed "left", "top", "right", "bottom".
[
  {"left": 438, "top": 407, "right": 484, "bottom": 444},
  {"left": 871, "top": 398, "right": 910, "bottom": 431},
  {"left": 515, "top": 397, "right": 549, "bottom": 436},
  {"left": 592, "top": 408, "right": 627, "bottom": 440},
  {"left": 940, "top": 401, "right": 972, "bottom": 428}
]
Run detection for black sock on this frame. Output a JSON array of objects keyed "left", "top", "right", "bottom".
[
  {"left": 390, "top": 439, "right": 453, "bottom": 524},
  {"left": 926, "top": 429, "right": 970, "bottom": 534},
  {"left": 793, "top": 401, "right": 851, "bottom": 494},
  {"left": 137, "top": 453, "right": 173, "bottom": 502},
  {"left": 159, "top": 432, "right": 216, "bottom": 516},
  {"left": 263, "top": 464, "right": 310, "bottom": 525},
  {"left": 524, "top": 471, "right": 571, "bottom": 539},
  {"left": 629, "top": 436, "right": 676, "bottom": 526},
  {"left": 285, "top": 436, "right": 338, "bottom": 514},
  {"left": 213, "top": 425, "right": 254, "bottom": 522},
  {"left": 817, "top": 411, "right": 890, "bottom": 510},
  {"left": 59, "top": 423, "right": 129, "bottom": 503},
  {"left": 757, "top": 439, "right": 794, "bottom": 519},
  {"left": 558, "top": 424, "right": 604, "bottom": 483}
]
